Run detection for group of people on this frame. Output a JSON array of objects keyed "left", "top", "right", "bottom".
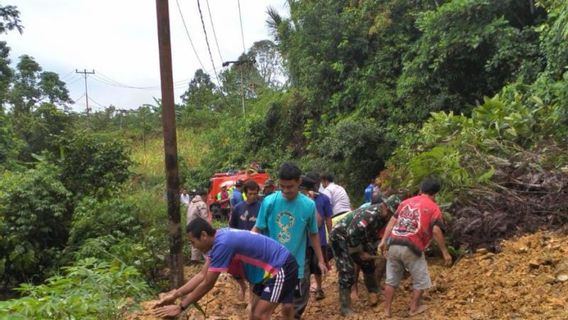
[{"left": 155, "top": 163, "right": 452, "bottom": 319}]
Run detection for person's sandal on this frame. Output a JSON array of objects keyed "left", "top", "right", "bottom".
[{"left": 315, "top": 289, "right": 325, "bottom": 300}]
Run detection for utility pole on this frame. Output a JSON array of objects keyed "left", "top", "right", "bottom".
[
  {"left": 222, "top": 58, "right": 255, "bottom": 117},
  {"left": 155, "top": 0, "right": 184, "bottom": 289},
  {"left": 75, "top": 69, "right": 95, "bottom": 114}
]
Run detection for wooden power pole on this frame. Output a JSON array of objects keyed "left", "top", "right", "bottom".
[
  {"left": 155, "top": 0, "right": 184, "bottom": 288},
  {"left": 75, "top": 69, "right": 95, "bottom": 114}
]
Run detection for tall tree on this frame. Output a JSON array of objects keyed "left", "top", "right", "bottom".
[{"left": 180, "top": 69, "right": 218, "bottom": 110}]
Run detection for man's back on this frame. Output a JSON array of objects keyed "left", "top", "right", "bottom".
[
  {"left": 209, "top": 228, "right": 291, "bottom": 284},
  {"left": 389, "top": 194, "right": 444, "bottom": 255},
  {"left": 326, "top": 182, "right": 352, "bottom": 215}
]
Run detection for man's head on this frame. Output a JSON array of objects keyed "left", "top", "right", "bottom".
[
  {"left": 420, "top": 176, "right": 441, "bottom": 196},
  {"left": 235, "top": 179, "right": 244, "bottom": 190},
  {"left": 381, "top": 195, "right": 402, "bottom": 215},
  {"left": 243, "top": 180, "right": 260, "bottom": 204},
  {"left": 299, "top": 175, "right": 316, "bottom": 195},
  {"left": 186, "top": 217, "right": 216, "bottom": 253},
  {"left": 221, "top": 185, "right": 227, "bottom": 192},
  {"left": 278, "top": 162, "right": 302, "bottom": 201},
  {"left": 305, "top": 172, "right": 321, "bottom": 191},
  {"left": 263, "top": 179, "right": 275, "bottom": 194},
  {"left": 320, "top": 172, "right": 334, "bottom": 188}
]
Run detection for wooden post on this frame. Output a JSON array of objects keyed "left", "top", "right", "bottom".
[{"left": 155, "top": 0, "right": 184, "bottom": 288}]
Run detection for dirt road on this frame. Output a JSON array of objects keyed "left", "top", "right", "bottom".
[{"left": 128, "top": 230, "right": 568, "bottom": 319}]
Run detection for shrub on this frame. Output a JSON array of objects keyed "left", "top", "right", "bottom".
[
  {"left": 0, "top": 162, "right": 72, "bottom": 287},
  {"left": 59, "top": 132, "right": 132, "bottom": 199},
  {"left": 0, "top": 258, "right": 152, "bottom": 319}
]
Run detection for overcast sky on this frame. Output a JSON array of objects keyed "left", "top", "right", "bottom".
[{"left": 4, "top": 0, "right": 288, "bottom": 112}]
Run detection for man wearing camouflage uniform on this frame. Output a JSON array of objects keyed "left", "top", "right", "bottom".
[{"left": 329, "top": 194, "right": 401, "bottom": 316}]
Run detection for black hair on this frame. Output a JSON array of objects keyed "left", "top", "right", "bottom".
[
  {"left": 370, "top": 190, "right": 382, "bottom": 204},
  {"left": 420, "top": 176, "right": 441, "bottom": 195},
  {"left": 305, "top": 171, "right": 321, "bottom": 187},
  {"left": 278, "top": 162, "right": 302, "bottom": 180},
  {"left": 186, "top": 217, "right": 215, "bottom": 238},
  {"left": 320, "top": 172, "right": 334, "bottom": 183},
  {"left": 243, "top": 180, "right": 260, "bottom": 194},
  {"left": 300, "top": 175, "right": 316, "bottom": 190}
]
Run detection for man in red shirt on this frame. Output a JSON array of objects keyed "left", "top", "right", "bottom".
[{"left": 378, "top": 177, "right": 452, "bottom": 317}]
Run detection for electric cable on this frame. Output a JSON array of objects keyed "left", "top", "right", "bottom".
[
  {"left": 175, "top": 0, "right": 207, "bottom": 71},
  {"left": 204, "top": 0, "right": 224, "bottom": 63}
]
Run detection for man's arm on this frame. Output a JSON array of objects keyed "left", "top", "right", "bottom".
[
  {"left": 229, "top": 206, "right": 239, "bottom": 228},
  {"left": 153, "top": 260, "right": 220, "bottom": 317},
  {"left": 153, "top": 259, "right": 208, "bottom": 308},
  {"left": 433, "top": 225, "right": 452, "bottom": 266},
  {"left": 378, "top": 216, "right": 397, "bottom": 255},
  {"left": 309, "top": 232, "right": 328, "bottom": 275}
]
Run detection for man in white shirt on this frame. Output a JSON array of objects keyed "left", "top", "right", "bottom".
[
  {"left": 180, "top": 188, "right": 190, "bottom": 206},
  {"left": 320, "top": 173, "right": 352, "bottom": 216}
]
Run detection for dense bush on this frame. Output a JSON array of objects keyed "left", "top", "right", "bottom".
[
  {"left": 0, "top": 258, "right": 152, "bottom": 319},
  {"left": 67, "top": 191, "right": 169, "bottom": 285},
  {"left": 59, "top": 132, "right": 132, "bottom": 199},
  {"left": 0, "top": 162, "right": 72, "bottom": 287}
]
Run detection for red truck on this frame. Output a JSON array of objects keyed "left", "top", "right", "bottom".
[{"left": 207, "top": 170, "right": 270, "bottom": 220}]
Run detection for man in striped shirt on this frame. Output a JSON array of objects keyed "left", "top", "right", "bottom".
[{"left": 153, "top": 218, "right": 298, "bottom": 319}]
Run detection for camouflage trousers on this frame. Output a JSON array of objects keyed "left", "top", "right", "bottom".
[{"left": 330, "top": 230, "right": 379, "bottom": 292}]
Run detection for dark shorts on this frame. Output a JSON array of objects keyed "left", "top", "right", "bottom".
[
  {"left": 307, "top": 245, "right": 328, "bottom": 275},
  {"left": 252, "top": 255, "right": 298, "bottom": 304}
]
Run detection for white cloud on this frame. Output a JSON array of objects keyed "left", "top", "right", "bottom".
[{"left": 4, "top": 0, "right": 288, "bottom": 111}]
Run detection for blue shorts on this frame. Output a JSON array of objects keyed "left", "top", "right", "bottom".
[{"left": 252, "top": 255, "right": 298, "bottom": 304}]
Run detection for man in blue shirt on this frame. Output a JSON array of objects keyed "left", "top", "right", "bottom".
[
  {"left": 364, "top": 179, "right": 375, "bottom": 204},
  {"left": 230, "top": 180, "right": 261, "bottom": 231},
  {"left": 230, "top": 179, "right": 244, "bottom": 208},
  {"left": 303, "top": 173, "right": 333, "bottom": 300},
  {"left": 229, "top": 179, "right": 262, "bottom": 303},
  {"left": 252, "top": 163, "right": 327, "bottom": 319},
  {"left": 153, "top": 218, "right": 298, "bottom": 319}
]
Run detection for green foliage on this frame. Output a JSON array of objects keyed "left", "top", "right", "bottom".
[
  {"left": 0, "top": 162, "right": 72, "bottom": 287},
  {"left": 67, "top": 191, "right": 169, "bottom": 284},
  {"left": 59, "top": 132, "right": 132, "bottom": 198},
  {"left": 0, "top": 258, "right": 152, "bottom": 319},
  {"left": 68, "top": 196, "right": 142, "bottom": 247}
]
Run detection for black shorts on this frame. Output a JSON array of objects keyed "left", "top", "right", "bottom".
[
  {"left": 252, "top": 255, "right": 298, "bottom": 304},
  {"left": 307, "top": 245, "right": 328, "bottom": 275}
]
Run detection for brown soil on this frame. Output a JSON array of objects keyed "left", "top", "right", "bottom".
[{"left": 128, "top": 230, "right": 568, "bottom": 320}]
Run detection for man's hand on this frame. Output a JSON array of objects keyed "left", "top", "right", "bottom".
[
  {"left": 318, "top": 261, "right": 328, "bottom": 276},
  {"left": 442, "top": 251, "right": 453, "bottom": 267},
  {"left": 378, "top": 241, "right": 387, "bottom": 257},
  {"left": 359, "top": 252, "right": 372, "bottom": 261},
  {"left": 152, "top": 290, "right": 177, "bottom": 309},
  {"left": 153, "top": 304, "right": 182, "bottom": 318}
]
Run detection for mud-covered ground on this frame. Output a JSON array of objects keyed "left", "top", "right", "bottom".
[{"left": 128, "top": 230, "right": 568, "bottom": 320}]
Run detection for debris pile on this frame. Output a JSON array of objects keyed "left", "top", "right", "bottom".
[
  {"left": 127, "top": 230, "right": 568, "bottom": 319},
  {"left": 450, "top": 145, "right": 568, "bottom": 251}
]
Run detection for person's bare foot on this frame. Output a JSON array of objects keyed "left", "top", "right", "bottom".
[
  {"left": 350, "top": 287, "right": 359, "bottom": 301},
  {"left": 409, "top": 304, "right": 429, "bottom": 317},
  {"left": 384, "top": 309, "right": 392, "bottom": 318}
]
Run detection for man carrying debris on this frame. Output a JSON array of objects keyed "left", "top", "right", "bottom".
[
  {"left": 330, "top": 192, "right": 401, "bottom": 316},
  {"left": 379, "top": 177, "right": 453, "bottom": 318},
  {"left": 153, "top": 218, "right": 299, "bottom": 319}
]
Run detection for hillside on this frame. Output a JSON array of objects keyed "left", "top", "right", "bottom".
[{"left": 129, "top": 229, "right": 568, "bottom": 319}]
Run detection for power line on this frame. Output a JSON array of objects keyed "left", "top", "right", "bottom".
[
  {"left": 174, "top": 0, "right": 206, "bottom": 71},
  {"left": 196, "top": 0, "right": 222, "bottom": 87},
  {"left": 237, "top": 0, "right": 246, "bottom": 53},
  {"left": 204, "top": 0, "right": 223, "bottom": 63},
  {"left": 88, "top": 96, "right": 106, "bottom": 109}
]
